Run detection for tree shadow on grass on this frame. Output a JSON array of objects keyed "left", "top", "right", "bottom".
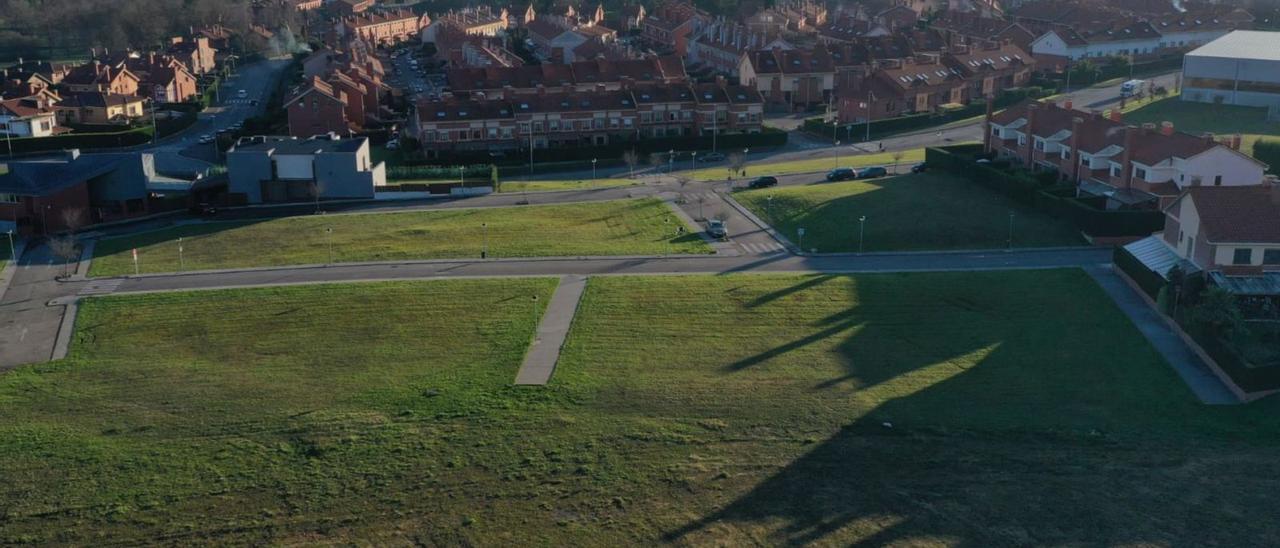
[{"left": 669, "top": 272, "right": 1231, "bottom": 546}]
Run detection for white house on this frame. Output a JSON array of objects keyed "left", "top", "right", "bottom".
[
  {"left": 0, "top": 97, "right": 59, "bottom": 138},
  {"left": 1030, "top": 21, "right": 1163, "bottom": 60}
]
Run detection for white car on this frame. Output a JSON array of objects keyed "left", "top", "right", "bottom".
[
  {"left": 237, "top": 89, "right": 247, "bottom": 99},
  {"left": 198, "top": 134, "right": 214, "bottom": 144}
]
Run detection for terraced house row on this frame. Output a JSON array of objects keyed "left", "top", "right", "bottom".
[
  {"left": 409, "top": 79, "right": 764, "bottom": 153},
  {"left": 985, "top": 100, "right": 1269, "bottom": 210}
]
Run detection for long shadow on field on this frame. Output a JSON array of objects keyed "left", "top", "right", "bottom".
[{"left": 670, "top": 272, "right": 1216, "bottom": 546}]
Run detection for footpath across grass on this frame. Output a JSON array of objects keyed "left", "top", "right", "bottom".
[
  {"left": 5, "top": 272, "right": 1280, "bottom": 545},
  {"left": 688, "top": 148, "right": 926, "bottom": 181},
  {"left": 90, "top": 198, "right": 710, "bottom": 276},
  {"left": 735, "top": 172, "right": 1083, "bottom": 252}
]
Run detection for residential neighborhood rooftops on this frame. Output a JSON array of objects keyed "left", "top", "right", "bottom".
[
  {"left": 232, "top": 135, "right": 367, "bottom": 155},
  {"left": 0, "top": 152, "right": 134, "bottom": 196},
  {"left": 1174, "top": 185, "right": 1280, "bottom": 244}
]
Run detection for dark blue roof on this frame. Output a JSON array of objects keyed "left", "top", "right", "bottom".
[{"left": 0, "top": 154, "right": 128, "bottom": 196}]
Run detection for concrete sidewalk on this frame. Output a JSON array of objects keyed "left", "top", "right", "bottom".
[{"left": 515, "top": 275, "right": 587, "bottom": 385}]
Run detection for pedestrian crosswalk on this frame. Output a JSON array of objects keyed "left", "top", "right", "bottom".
[
  {"left": 739, "top": 241, "right": 787, "bottom": 255},
  {"left": 223, "top": 98, "right": 253, "bottom": 105},
  {"left": 78, "top": 279, "right": 123, "bottom": 296}
]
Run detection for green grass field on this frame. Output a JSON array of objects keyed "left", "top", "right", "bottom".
[
  {"left": 89, "top": 199, "right": 710, "bottom": 276},
  {"left": 4, "top": 271, "right": 1280, "bottom": 545},
  {"left": 1122, "top": 95, "right": 1280, "bottom": 158},
  {"left": 688, "top": 148, "right": 927, "bottom": 181},
  {"left": 735, "top": 173, "right": 1083, "bottom": 252},
  {"left": 497, "top": 178, "right": 636, "bottom": 193}
]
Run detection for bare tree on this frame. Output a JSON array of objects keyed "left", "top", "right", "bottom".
[
  {"left": 713, "top": 210, "right": 731, "bottom": 222},
  {"left": 727, "top": 152, "right": 745, "bottom": 182},
  {"left": 891, "top": 151, "right": 905, "bottom": 174},
  {"left": 60, "top": 207, "right": 86, "bottom": 235},
  {"left": 622, "top": 150, "right": 639, "bottom": 179},
  {"left": 648, "top": 153, "right": 664, "bottom": 177},
  {"left": 48, "top": 236, "right": 80, "bottom": 278}
]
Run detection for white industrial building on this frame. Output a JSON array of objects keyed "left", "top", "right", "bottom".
[{"left": 1182, "top": 30, "right": 1280, "bottom": 112}]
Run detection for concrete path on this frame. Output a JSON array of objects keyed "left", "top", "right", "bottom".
[
  {"left": 0, "top": 244, "right": 87, "bottom": 371},
  {"left": 1086, "top": 266, "right": 1239, "bottom": 405},
  {"left": 514, "top": 275, "right": 587, "bottom": 385}
]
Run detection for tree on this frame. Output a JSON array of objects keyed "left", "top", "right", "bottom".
[
  {"left": 48, "top": 236, "right": 80, "bottom": 279},
  {"left": 60, "top": 208, "right": 86, "bottom": 234},
  {"left": 622, "top": 150, "right": 639, "bottom": 179},
  {"left": 648, "top": 152, "right": 664, "bottom": 176},
  {"left": 1189, "top": 287, "right": 1245, "bottom": 338},
  {"left": 491, "top": 165, "right": 501, "bottom": 193},
  {"left": 727, "top": 152, "right": 745, "bottom": 182},
  {"left": 891, "top": 151, "right": 904, "bottom": 174}
]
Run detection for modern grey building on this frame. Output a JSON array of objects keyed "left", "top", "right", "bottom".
[
  {"left": 1182, "top": 30, "right": 1280, "bottom": 112},
  {"left": 226, "top": 135, "right": 385, "bottom": 204}
]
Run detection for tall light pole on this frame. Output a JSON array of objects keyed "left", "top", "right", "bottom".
[
  {"left": 711, "top": 110, "right": 718, "bottom": 152},
  {"left": 668, "top": 149, "right": 674, "bottom": 174},
  {"left": 832, "top": 119, "right": 838, "bottom": 145},
  {"left": 858, "top": 215, "right": 866, "bottom": 253},
  {"left": 482, "top": 222, "right": 488, "bottom": 258},
  {"left": 1007, "top": 212, "right": 1015, "bottom": 251},
  {"left": 178, "top": 237, "right": 184, "bottom": 272},
  {"left": 690, "top": 151, "right": 696, "bottom": 171},
  {"left": 325, "top": 227, "right": 334, "bottom": 265},
  {"left": 459, "top": 166, "right": 465, "bottom": 191},
  {"left": 591, "top": 158, "right": 597, "bottom": 185},
  {"left": 835, "top": 140, "right": 841, "bottom": 169},
  {"left": 531, "top": 294, "right": 540, "bottom": 341},
  {"left": 5, "top": 230, "right": 14, "bottom": 264}
]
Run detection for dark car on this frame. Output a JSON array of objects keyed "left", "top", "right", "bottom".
[
  {"left": 856, "top": 166, "right": 888, "bottom": 179},
  {"left": 826, "top": 168, "right": 856, "bottom": 182},
  {"left": 910, "top": 162, "right": 927, "bottom": 173},
  {"left": 747, "top": 176, "right": 778, "bottom": 189},
  {"left": 706, "top": 219, "right": 728, "bottom": 239}
]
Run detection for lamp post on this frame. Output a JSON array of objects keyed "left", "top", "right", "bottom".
[
  {"left": 797, "top": 227, "right": 805, "bottom": 252},
  {"left": 766, "top": 194, "right": 773, "bottom": 217},
  {"left": 591, "top": 158, "right": 598, "bottom": 186},
  {"left": 482, "top": 222, "right": 488, "bottom": 258},
  {"left": 858, "top": 215, "right": 866, "bottom": 253},
  {"left": 690, "top": 151, "right": 697, "bottom": 171},
  {"left": 459, "top": 166, "right": 465, "bottom": 191},
  {"left": 668, "top": 149, "right": 674, "bottom": 174},
  {"left": 531, "top": 294, "right": 540, "bottom": 340},
  {"left": 743, "top": 147, "right": 749, "bottom": 177},
  {"left": 832, "top": 119, "right": 838, "bottom": 145},
  {"left": 5, "top": 230, "right": 14, "bottom": 264},
  {"left": 325, "top": 227, "right": 334, "bottom": 265},
  {"left": 1007, "top": 212, "right": 1015, "bottom": 250},
  {"left": 177, "top": 237, "right": 184, "bottom": 272},
  {"left": 835, "top": 140, "right": 841, "bottom": 169}
]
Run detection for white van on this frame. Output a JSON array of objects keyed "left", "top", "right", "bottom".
[{"left": 1120, "top": 79, "right": 1144, "bottom": 98}]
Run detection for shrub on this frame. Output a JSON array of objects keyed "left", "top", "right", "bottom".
[{"left": 1252, "top": 138, "right": 1280, "bottom": 175}]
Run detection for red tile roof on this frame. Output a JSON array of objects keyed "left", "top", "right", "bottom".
[{"left": 1178, "top": 186, "right": 1280, "bottom": 244}]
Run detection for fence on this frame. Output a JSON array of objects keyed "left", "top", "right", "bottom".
[
  {"left": 926, "top": 145, "right": 1166, "bottom": 238},
  {"left": 407, "top": 128, "right": 789, "bottom": 166}
]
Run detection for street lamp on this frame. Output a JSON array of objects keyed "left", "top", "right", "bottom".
[
  {"left": 5, "top": 230, "right": 14, "bottom": 264},
  {"left": 835, "top": 140, "right": 841, "bottom": 169},
  {"left": 668, "top": 149, "right": 675, "bottom": 174},
  {"left": 459, "top": 166, "right": 465, "bottom": 191},
  {"left": 178, "top": 237, "right": 184, "bottom": 272},
  {"left": 858, "top": 215, "right": 866, "bottom": 253},
  {"left": 1007, "top": 212, "right": 1015, "bottom": 250},
  {"left": 690, "top": 151, "right": 697, "bottom": 171},
  {"left": 531, "top": 294, "right": 540, "bottom": 340},
  {"left": 325, "top": 227, "right": 334, "bottom": 265},
  {"left": 832, "top": 119, "right": 839, "bottom": 145},
  {"left": 591, "top": 158, "right": 598, "bottom": 186},
  {"left": 482, "top": 222, "right": 488, "bottom": 258},
  {"left": 797, "top": 227, "right": 805, "bottom": 252},
  {"left": 766, "top": 194, "right": 774, "bottom": 217}
]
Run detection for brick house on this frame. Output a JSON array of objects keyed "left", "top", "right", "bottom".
[
  {"left": 285, "top": 77, "right": 351, "bottom": 138},
  {"left": 56, "top": 92, "right": 146, "bottom": 124},
  {"left": 341, "top": 9, "right": 431, "bottom": 45},
  {"left": 738, "top": 46, "right": 835, "bottom": 111},
  {"left": 165, "top": 36, "right": 218, "bottom": 75},
  {"left": 60, "top": 61, "right": 140, "bottom": 95},
  {"left": 639, "top": 0, "right": 708, "bottom": 57},
  {"left": 986, "top": 100, "right": 1269, "bottom": 209},
  {"left": 1159, "top": 185, "right": 1280, "bottom": 275},
  {"left": 0, "top": 150, "right": 171, "bottom": 235}
]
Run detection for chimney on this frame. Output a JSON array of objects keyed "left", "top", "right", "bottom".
[
  {"left": 1233, "top": 133, "right": 1243, "bottom": 151},
  {"left": 1024, "top": 102, "right": 1038, "bottom": 167},
  {"left": 1121, "top": 126, "right": 1135, "bottom": 190},
  {"left": 1070, "top": 116, "right": 1083, "bottom": 185},
  {"left": 982, "top": 94, "right": 995, "bottom": 153},
  {"left": 1141, "top": 122, "right": 1156, "bottom": 135},
  {"left": 1160, "top": 121, "right": 1174, "bottom": 136},
  {"left": 1108, "top": 109, "right": 1122, "bottom": 123}
]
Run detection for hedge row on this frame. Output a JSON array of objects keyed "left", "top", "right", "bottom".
[
  {"left": 1253, "top": 138, "right": 1280, "bottom": 175},
  {"left": 804, "top": 86, "right": 1056, "bottom": 140},
  {"left": 408, "top": 128, "right": 788, "bottom": 166},
  {"left": 1187, "top": 325, "right": 1280, "bottom": 394},
  {"left": 387, "top": 164, "right": 495, "bottom": 181},
  {"left": 926, "top": 145, "right": 1166, "bottom": 238}
]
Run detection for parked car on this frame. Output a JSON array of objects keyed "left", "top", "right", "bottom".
[
  {"left": 856, "top": 166, "right": 888, "bottom": 179},
  {"left": 698, "top": 152, "right": 726, "bottom": 163},
  {"left": 706, "top": 219, "right": 728, "bottom": 239},
  {"left": 237, "top": 89, "right": 247, "bottom": 98},
  {"left": 910, "top": 162, "right": 928, "bottom": 173},
  {"left": 197, "top": 134, "right": 214, "bottom": 144},
  {"left": 747, "top": 176, "right": 778, "bottom": 189},
  {"left": 826, "top": 168, "right": 856, "bottom": 181}
]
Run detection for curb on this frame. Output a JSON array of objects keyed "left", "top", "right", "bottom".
[
  {"left": 50, "top": 297, "right": 80, "bottom": 362},
  {"left": 0, "top": 240, "right": 28, "bottom": 301}
]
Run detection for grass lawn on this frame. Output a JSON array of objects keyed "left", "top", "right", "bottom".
[
  {"left": 5, "top": 271, "right": 1280, "bottom": 544},
  {"left": 89, "top": 198, "right": 710, "bottom": 276},
  {"left": 735, "top": 172, "right": 1083, "bottom": 252},
  {"left": 688, "top": 148, "right": 927, "bottom": 181},
  {"left": 497, "top": 178, "right": 637, "bottom": 193},
  {"left": 1122, "top": 95, "right": 1280, "bottom": 158}
]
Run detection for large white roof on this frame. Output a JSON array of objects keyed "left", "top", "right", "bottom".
[{"left": 1186, "top": 30, "right": 1280, "bottom": 62}]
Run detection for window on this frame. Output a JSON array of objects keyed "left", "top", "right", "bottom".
[
  {"left": 1034, "top": 139, "right": 1044, "bottom": 151},
  {"left": 549, "top": 120, "right": 560, "bottom": 131},
  {"left": 1233, "top": 248, "right": 1253, "bottom": 265},
  {"left": 1135, "top": 167, "right": 1147, "bottom": 180},
  {"left": 737, "top": 113, "right": 747, "bottom": 123},
  {"left": 1017, "top": 135, "right": 1026, "bottom": 145},
  {"left": 0, "top": 193, "right": 19, "bottom": 203},
  {"left": 641, "top": 112, "right": 652, "bottom": 123},
  {"left": 1214, "top": 175, "right": 1223, "bottom": 186},
  {"left": 1062, "top": 149, "right": 1072, "bottom": 160},
  {"left": 991, "top": 126, "right": 999, "bottom": 136},
  {"left": 1110, "top": 164, "right": 1121, "bottom": 177},
  {"left": 1265, "top": 249, "right": 1280, "bottom": 265}
]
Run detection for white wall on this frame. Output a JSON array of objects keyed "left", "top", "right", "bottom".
[
  {"left": 1175, "top": 146, "right": 1266, "bottom": 188},
  {"left": 274, "top": 154, "right": 316, "bottom": 180}
]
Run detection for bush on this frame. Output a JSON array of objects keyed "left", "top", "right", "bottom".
[
  {"left": 1252, "top": 138, "right": 1280, "bottom": 175},
  {"left": 387, "top": 164, "right": 494, "bottom": 181}
]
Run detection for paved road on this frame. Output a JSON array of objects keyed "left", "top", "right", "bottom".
[{"left": 0, "top": 245, "right": 82, "bottom": 370}]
